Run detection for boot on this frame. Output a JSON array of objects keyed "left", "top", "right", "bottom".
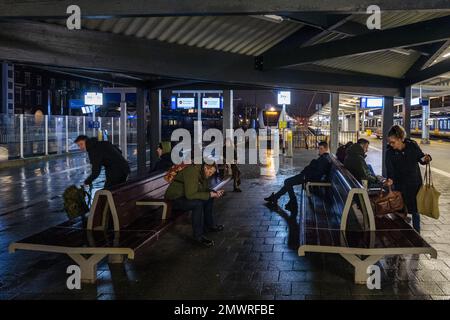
[{"left": 264, "top": 192, "right": 278, "bottom": 204}]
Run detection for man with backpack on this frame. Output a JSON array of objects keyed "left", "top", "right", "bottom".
[{"left": 74, "top": 135, "right": 130, "bottom": 189}]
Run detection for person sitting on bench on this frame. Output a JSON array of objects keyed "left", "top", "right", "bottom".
[
  {"left": 165, "top": 163, "right": 225, "bottom": 247},
  {"left": 344, "top": 138, "right": 382, "bottom": 187},
  {"left": 264, "top": 141, "right": 331, "bottom": 210},
  {"left": 149, "top": 141, "right": 174, "bottom": 174},
  {"left": 75, "top": 135, "right": 130, "bottom": 189}
]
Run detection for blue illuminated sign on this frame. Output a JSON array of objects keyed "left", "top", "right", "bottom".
[{"left": 360, "top": 97, "right": 384, "bottom": 109}]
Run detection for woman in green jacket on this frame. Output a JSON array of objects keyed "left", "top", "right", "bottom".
[{"left": 165, "top": 163, "right": 225, "bottom": 247}]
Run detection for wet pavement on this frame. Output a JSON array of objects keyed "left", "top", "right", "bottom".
[{"left": 1, "top": 143, "right": 450, "bottom": 300}]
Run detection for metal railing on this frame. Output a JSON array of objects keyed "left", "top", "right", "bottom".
[
  {"left": 0, "top": 113, "right": 138, "bottom": 161},
  {"left": 293, "top": 128, "right": 358, "bottom": 149}
]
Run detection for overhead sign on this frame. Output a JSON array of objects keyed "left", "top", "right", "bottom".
[
  {"left": 277, "top": 91, "right": 291, "bottom": 105},
  {"left": 177, "top": 97, "right": 196, "bottom": 109},
  {"left": 202, "top": 97, "right": 221, "bottom": 109},
  {"left": 411, "top": 97, "right": 420, "bottom": 106},
  {"left": 69, "top": 99, "right": 84, "bottom": 109},
  {"left": 360, "top": 97, "right": 383, "bottom": 109},
  {"left": 84, "top": 92, "right": 103, "bottom": 106},
  {"left": 81, "top": 106, "right": 96, "bottom": 114}
]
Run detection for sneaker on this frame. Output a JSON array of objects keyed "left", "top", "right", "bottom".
[
  {"left": 264, "top": 192, "right": 278, "bottom": 204},
  {"left": 208, "top": 225, "right": 224, "bottom": 232},
  {"left": 196, "top": 236, "right": 215, "bottom": 247},
  {"left": 233, "top": 187, "right": 242, "bottom": 192}
]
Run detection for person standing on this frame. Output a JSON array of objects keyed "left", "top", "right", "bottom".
[
  {"left": 74, "top": 135, "right": 130, "bottom": 189},
  {"left": 385, "top": 125, "right": 431, "bottom": 233}
]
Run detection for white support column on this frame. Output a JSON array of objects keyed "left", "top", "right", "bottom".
[
  {"left": 19, "top": 114, "right": 24, "bottom": 158},
  {"left": 355, "top": 103, "right": 360, "bottom": 140},
  {"left": 98, "top": 116, "right": 102, "bottom": 141},
  {"left": 421, "top": 98, "right": 430, "bottom": 144},
  {"left": 222, "top": 90, "right": 234, "bottom": 133},
  {"left": 44, "top": 115, "right": 48, "bottom": 155},
  {"left": 65, "top": 115, "right": 69, "bottom": 153},
  {"left": 330, "top": 92, "right": 339, "bottom": 154},
  {"left": 111, "top": 117, "right": 114, "bottom": 144},
  {"left": 120, "top": 96, "right": 127, "bottom": 160}
]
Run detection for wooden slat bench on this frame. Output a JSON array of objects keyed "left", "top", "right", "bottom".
[
  {"left": 298, "top": 155, "right": 437, "bottom": 284},
  {"left": 9, "top": 171, "right": 231, "bottom": 283}
]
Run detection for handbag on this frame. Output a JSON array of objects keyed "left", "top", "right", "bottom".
[
  {"left": 370, "top": 185, "right": 406, "bottom": 217},
  {"left": 417, "top": 163, "right": 440, "bottom": 219},
  {"left": 164, "top": 163, "right": 189, "bottom": 183}
]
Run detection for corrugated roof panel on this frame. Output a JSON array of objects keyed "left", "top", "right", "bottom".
[
  {"left": 111, "top": 18, "right": 132, "bottom": 34},
  {"left": 77, "top": 16, "right": 302, "bottom": 56},
  {"left": 314, "top": 51, "right": 420, "bottom": 78},
  {"left": 222, "top": 18, "right": 266, "bottom": 52},
  {"left": 351, "top": 11, "right": 450, "bottom": 29},
  {"left": 248, "top": 23, "right": 300, "bottom": 56}
]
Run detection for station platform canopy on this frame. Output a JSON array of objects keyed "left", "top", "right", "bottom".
[{"left": 0, "top": 1, "right": 450, "bottom": 97}]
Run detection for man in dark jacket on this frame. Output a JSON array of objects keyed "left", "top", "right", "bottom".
[
  {"left": 75, "top": 135, "right": 130, "bottom": 189},
  {"left": 149, "top": 141, "right": 173, "bottom": 174},
  {"left": 264, "top": 141, "right": 331, "bottom": 210},
  {"left": 344, "top": 138, "right": 379, "bottom": 186}
]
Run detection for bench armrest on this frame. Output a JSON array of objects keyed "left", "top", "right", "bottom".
[
  {"left": 136, "top": 200, "right": 169, "bottom": 220},
  {"left": 305, "top": 182, "right": 332, "bottom": 197}
]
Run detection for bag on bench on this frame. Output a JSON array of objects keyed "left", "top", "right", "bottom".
[
  {"left": 370, "top": 186, "right": 406, "bottom": 218},
  {"left": 63, "top": 185, "right": 91, "bottom": 220}
]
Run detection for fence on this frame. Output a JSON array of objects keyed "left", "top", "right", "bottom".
[
  {"left": 0, "top": 114, "right": 137, "bottom": 161},
  {"left": 293, "top": 128, "right": 358, "bottom": 149}
]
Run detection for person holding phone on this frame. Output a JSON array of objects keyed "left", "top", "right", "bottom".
[{"left": 165, "top": 163, "right": 225, "bottom": 247}]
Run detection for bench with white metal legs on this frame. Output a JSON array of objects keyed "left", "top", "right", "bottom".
[
  {"left": 298, "top": 155, "right": 437, "bottom": 284},
  {"left": 9, "top": 173, "right": 232, "bottom": 283}
]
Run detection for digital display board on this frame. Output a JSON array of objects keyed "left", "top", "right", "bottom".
[
  {"left": 177, "top": 97, "right": 196, "bottom": 109},
  {"left": 84, "top": 92, "right": 103, "bottom": 106},
  {"left": 360, "top": 97, "right": 383, "bottom": 109},
  {"left": 202, "top": 97, "right": 221, "bottom": 109},
  {"left": 277, "top": 91, "right": 291, "bottom": 105}
]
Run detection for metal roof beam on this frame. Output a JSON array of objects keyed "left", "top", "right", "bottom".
[
  {"left": 263, "top": 15, "right": 450, "bottom": 69},
  {"left": 404, "top": 59, "right": 450, "bottom": 86},
  {"left": 1, "top": 1, "right": 450, "bottom": 18},
  {"left": 0, "top": 20, "right": 402, "bottom": 96}
]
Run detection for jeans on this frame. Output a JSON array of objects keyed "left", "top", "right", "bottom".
[
  {"left": 171, "top": 197, "right": 215, "bottom": 239},
  {"left": 274, "top": 172, "right": 306, "bottom": 203}
]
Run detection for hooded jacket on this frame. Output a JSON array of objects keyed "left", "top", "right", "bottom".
[
  {"left": 344, "top": 143, "right": 377, "bottom": 184},
  {"left": 84, "top": 138, "right": 130, "bottom": 185},
  {"left": 149, "top": 141, "right": 174, "bottom": 174}
]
